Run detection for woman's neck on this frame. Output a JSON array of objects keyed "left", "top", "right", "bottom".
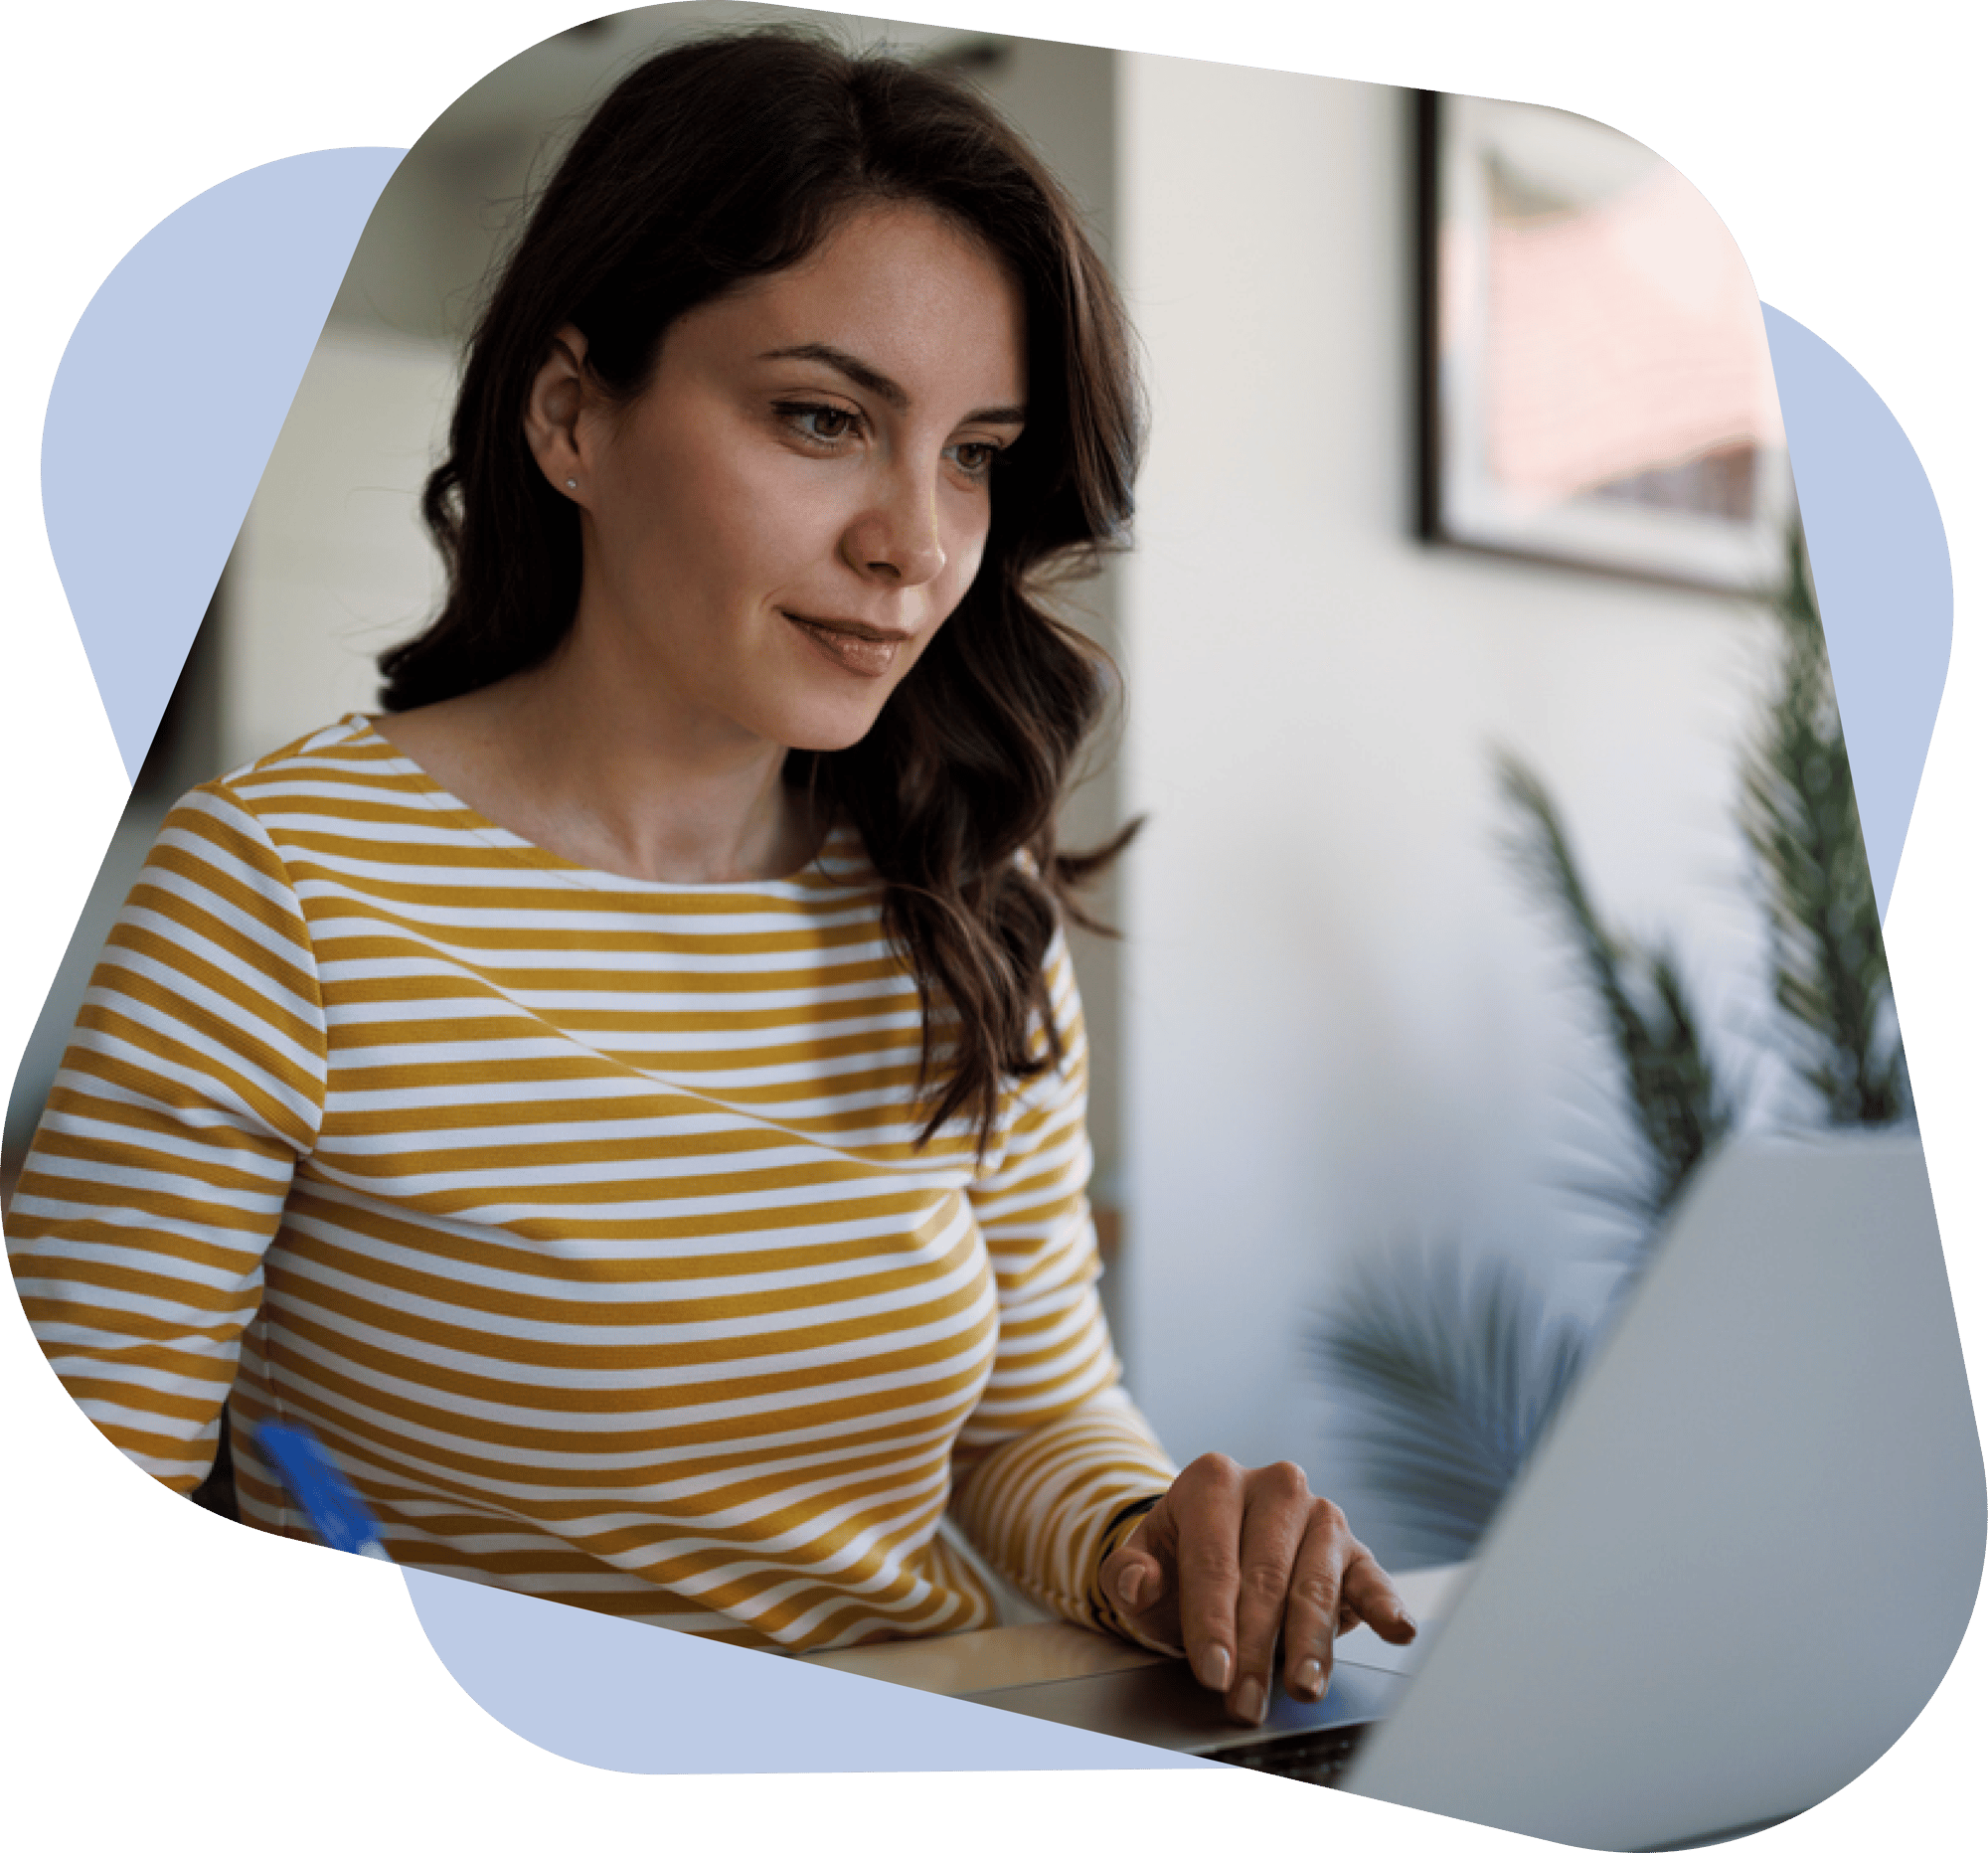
[{"left": 371, "top": 638, "right": 822, "bottom": 886}]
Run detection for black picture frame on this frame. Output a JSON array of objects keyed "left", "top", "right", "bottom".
[{"left": 1414, "top": 88, "right": 1795, "bottom": 593}]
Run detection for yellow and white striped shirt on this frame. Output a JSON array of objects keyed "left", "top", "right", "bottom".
[{"left": 8, "top": 717, "right": 1174, "bottom": 1650}]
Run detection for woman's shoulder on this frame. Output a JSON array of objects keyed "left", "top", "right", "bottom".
[
  {"left": 175, "top": 713, "right": 469, "bottom": 827},
  {"left": 145, "top": 716, "right": 454, "bottom": 872},
  {"left": 207, "top": 714, "right": 413, "bottom": 796}
]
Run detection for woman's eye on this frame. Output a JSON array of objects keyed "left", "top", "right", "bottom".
[
  {"left": 777, "top": 402, "right": 859, "bottom": 445},
  {"left": 949, "top": 441, "right": 1002, "bottom": 479}
]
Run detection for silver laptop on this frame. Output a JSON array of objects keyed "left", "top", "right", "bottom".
[{"left": 968, "top": 1133, "right": 1984, "bottom": 1851}]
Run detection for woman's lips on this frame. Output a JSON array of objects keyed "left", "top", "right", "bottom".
[{"left": 784, "top": 613, "right": 908, "bottom": 679}]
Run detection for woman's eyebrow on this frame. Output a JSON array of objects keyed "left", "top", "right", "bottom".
[{"left": 759, "top": 341, "right": 1026, "bottom": 425}]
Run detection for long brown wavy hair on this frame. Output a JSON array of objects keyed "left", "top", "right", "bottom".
[{"left": 379, "top": 29, "right": 1143, "bottom": 1152}]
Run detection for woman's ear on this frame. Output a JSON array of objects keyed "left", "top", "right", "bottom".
[{"left": 524, "top": 326, "right": 597, "bottom": 503}]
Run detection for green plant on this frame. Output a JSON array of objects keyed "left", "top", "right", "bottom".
[
  {"left": 1310, "top": 1242, "right": 1590, "bottom": 1562},
  {"left": 1312, "top": 521, "right": 1909, "bottom": 1559},
  {"left": 1740, "top": 523, "right": 1911, "bottom": 1124},
  {"left": 1496, "top": 754, "right": 1738, "bottom": 1268}
]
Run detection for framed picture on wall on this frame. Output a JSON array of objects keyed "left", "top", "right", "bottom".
[{"left": 1415, "top": 89, "right": 1796, "bottom": 591}]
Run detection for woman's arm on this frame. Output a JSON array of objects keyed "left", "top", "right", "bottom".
[
  {"left": 945, "top": 932, "right": 1176, "bottom": 1625},
  {"left": 946, "top": 930, "right": 1414, "bottom": 1725},
  {"left": 6, "top": 783, "right": 328, "bottom": 1489}
]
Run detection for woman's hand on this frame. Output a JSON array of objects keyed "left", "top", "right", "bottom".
[{"left": 1100, "top": 1454, "right": 1416, "bottom": 1727}]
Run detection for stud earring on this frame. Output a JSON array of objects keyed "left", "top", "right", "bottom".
[{"left": 565, "top": 477, "right": 579, "bottom": 490}]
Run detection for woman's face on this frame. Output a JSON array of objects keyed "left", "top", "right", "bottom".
[{"left": 541, "top": 202, "right": 1029, "bottom": 757}]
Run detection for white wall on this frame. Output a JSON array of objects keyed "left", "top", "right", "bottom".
[
  {"left": 223, "top": 326, "right": 457, "bottom": 771},
  {"left": 1112, "top": 54, "right": 1780, "bottom": 1537}
]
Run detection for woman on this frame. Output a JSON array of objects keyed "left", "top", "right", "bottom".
[{"left": 8, "top": 29, "right": 1411, "bottom": 1729}]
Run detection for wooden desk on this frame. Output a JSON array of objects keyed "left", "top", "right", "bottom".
[{"left": 807, "top": 1562, "right": 1469, "bottom": 1698}]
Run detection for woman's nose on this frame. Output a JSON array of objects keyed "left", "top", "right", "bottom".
[{"left": 843, "top": 467, "right": 947, "bottom": 588}]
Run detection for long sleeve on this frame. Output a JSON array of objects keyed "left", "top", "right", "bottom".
[
  {"left": 6, "top": 783, "right": 329, "bottom": 1490},
  {"left": 9, "top": 717, "right": 1172, "bottom": 1649},
  {"left": 947, "top": 931, "right": 1177, "bottom": 1630}
]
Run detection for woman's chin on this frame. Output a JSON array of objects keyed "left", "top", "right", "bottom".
[{"left": 772, "top": 696, "right": 896, "bottom": 757}]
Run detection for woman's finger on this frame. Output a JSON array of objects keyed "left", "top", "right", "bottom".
[
  {"left": 1101, "top": 1528, "right": 1175, "bottom": 1640},
  {"left": 1105, "top": 1540, "right": 1164, "bottom": 1616},
  {"left": 1340, "top": 1547, "right": 1418, "bottom": 1643},
  {"left": 1278, "top": 1499, "right": 1353, "bottom": 1704},
  {"left": 1099, "top": 1500, "right": 1186, "bottom": 1655},
  {"left": 1228, "top": 1464, "right": 1315, "bottom": 1726},
  {"left": 1166, "top": 1455, "right": 1248, "bottom": 1701}
]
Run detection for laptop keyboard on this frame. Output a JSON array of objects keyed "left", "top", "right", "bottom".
[{"left": 1206, "top": 1722, "right": 1372, "bottom": 1787}]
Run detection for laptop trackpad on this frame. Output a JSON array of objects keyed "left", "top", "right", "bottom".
[{"left": 964, "top": 1656, "right": 1410, "bottom": 1756}]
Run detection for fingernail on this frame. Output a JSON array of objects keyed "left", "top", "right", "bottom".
[
  {"left": 1399, "top": 1606, "right": 1419, "bottom": 1632},
  {"left": 1234, "top": 1677, "right": 1266, "bottom": 1726},
  {"left": 1115, "top": 1565, "right": 1147, "bottom": 1609},
  {"left": 1295, "top": 1657, "right": 1325, "bottom": 1699},
  {"left": 1197, "top": 1644, "right": 1233, "bottom": 1691}
]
